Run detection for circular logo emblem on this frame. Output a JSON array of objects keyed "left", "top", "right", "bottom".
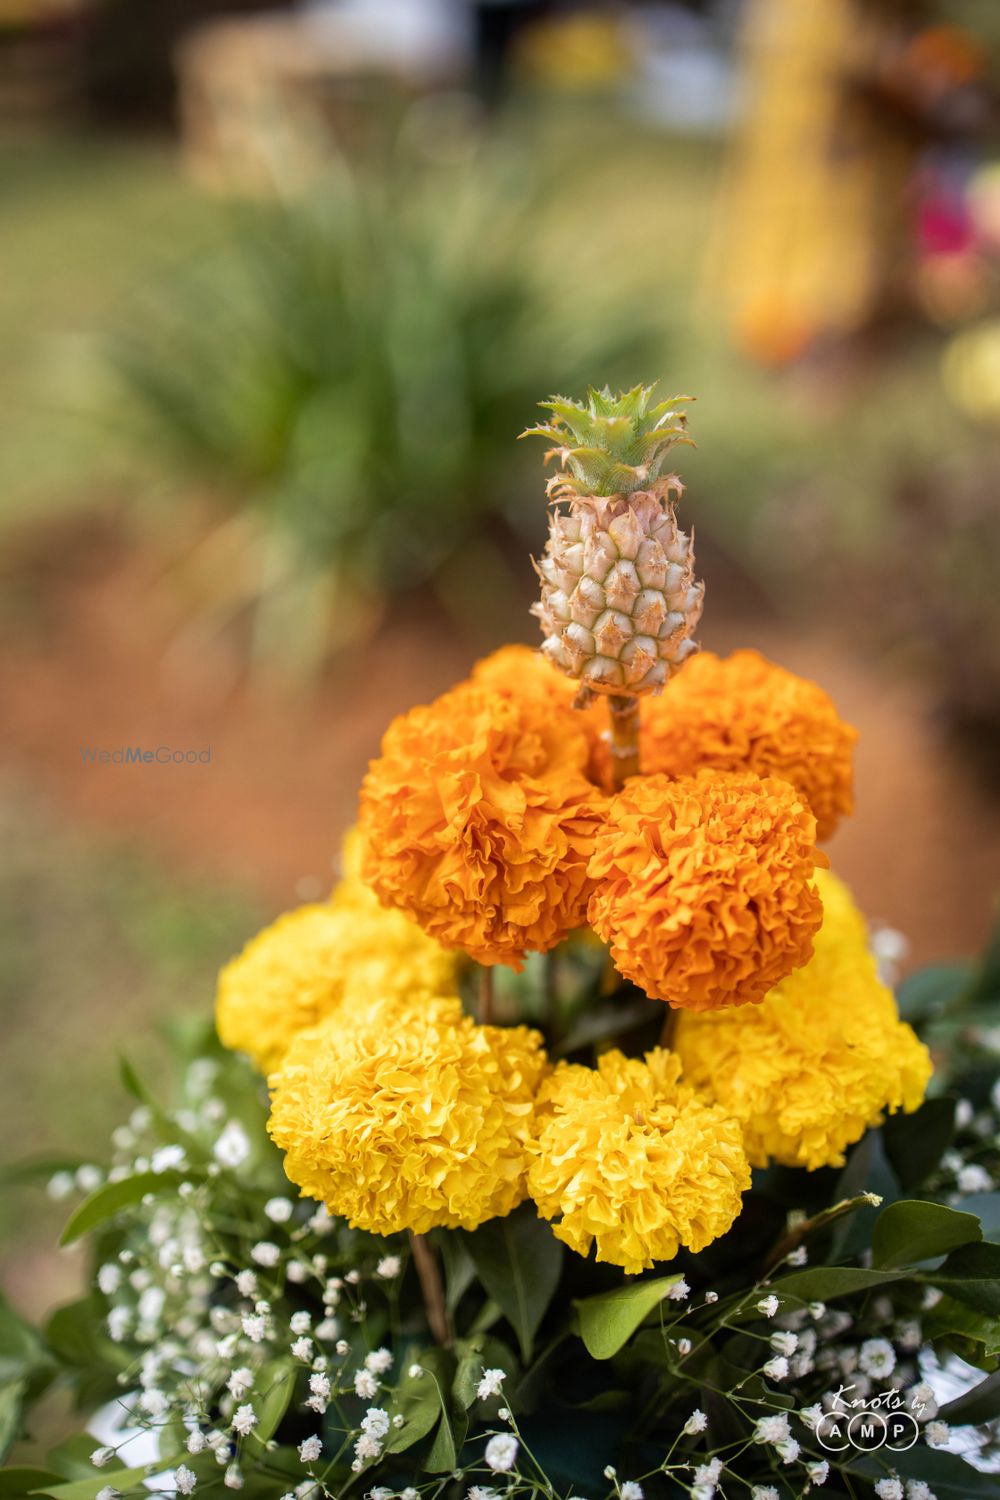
[
  {"left": 816, "top": 1413, "right": 851, "bottom": 1452},
  {"left": 848, "top": 1410, "right": 890, "bottom": 1451},
  {"left": 885, "top": 1411, "right": 919, "bottom": 1451}
]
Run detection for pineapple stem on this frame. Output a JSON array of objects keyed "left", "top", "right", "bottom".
[
  {"left": 659, "top": 1006, "right": 678, "bottom": 1050},
  {"left": 408, "top": 1231, "right": 451, "bottom": 1347},
  {"left": 478, "top": 966, "right": 495, "bottom": 1025},
  {"left": 608, "top": 694, "right": 641, "bottom": 787}
]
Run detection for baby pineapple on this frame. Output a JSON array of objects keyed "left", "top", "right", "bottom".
[{"left": 525, "top": 384, "right": 703, "bottom": 704}]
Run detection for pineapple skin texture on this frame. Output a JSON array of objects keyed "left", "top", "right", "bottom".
[{"left": 533, "top": 478, "right": 704, "bottom": 698}]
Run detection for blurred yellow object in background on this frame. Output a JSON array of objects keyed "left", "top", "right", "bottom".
[
  {"left": 707, "top": 0, "right": 914, "bottom": 364},
  {"left": 942, "top": 317, "right": 1000, "bottom": 423}
]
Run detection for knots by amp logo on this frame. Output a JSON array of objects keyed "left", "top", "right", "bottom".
[{"left": 816, "top": 1385, "right": 921, "bottom": 1453}]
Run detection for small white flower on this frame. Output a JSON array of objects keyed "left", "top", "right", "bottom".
[
  {"left": 345, "top": 1269, "right": 361, "bottom": 1285},
  {"left": 286, "top": 1261, "right": 309, "bottom": 1284},
  {"left": 228, "top": 1368, "right": 254, "bottom": 1399},
  {"left": 753, "top": 1413, "right": 790, "bottom": 1445},
  {"left": 224, "top": 1464, "right": 243, "bottom": 1490},
  {"left": 484, "top": 1433, "right": 518, "bottom": 1473},
  {"left": 799, "top": 1403, "right": 824, "bottom": 1431},
  {"left": 957, "top": 1163, "right": 992, "bottom": 1193},
  {"left": 361, "top": 1408, "right": 391, "bottom": 1439},
  {"left": 809, "top": 1300, "right": 826, "bottom": 1319},
  {"left": 776, "top": 1438, "right": 800, "bottom": 1464},
  {"left": 97, "top": 1264, "right": 121, "bottom": 1295},
  {"left": 476, "top": 1368, "right": 506, "bottom": 1400},
  {"left": 620, "top": 1484, "right": 644, "bottom": 1500},
  {"left": 704, "top": 1290, "right": 719, "bottom": 1304},
  {"left": 603, "top": 1468, "right": 617, "bottom": 1480},
  {"left": 289, "top": 1311, "right": 312, "bottom": 1335},
  {"left": 291, "top": 1337, "right": 313, "bottom": 1362},
  {"left": 231, "top": 1404, "right": 257, "bottom": 1438},
  {"left": 354, "top": 1433, "right": 382, "bottom": 1462},
  {"left": 467, "top": 1490, "right": 497, "bottom": 1500},
  {"left": 925, "top": 1420, "right": 950, "bottom": 1447},
  {"left": 874, "top": 1482, "right": 904, "bottom": 1500},
  {"left": 365, "top": 1347, "right": 393, "bottom": 1375},
  {"left": 90, "top": 1445, "right": 115, "bottom": 1468},
  {"left": 770, "top": 1331, "right": 798, "bottom": 1356},
  {"left": 140, "top": 1388, "right": 168, "bottom": 1417},
  {"left": 187, "top": 1431, "right": 206, "bottom": 1454},
  {"left": 807, "top": 1460, "right": 829, "bottom": 1485},
  {"left": 667, "top": 1278, "right": 690, "bottom": 1301},
  {"left": 298, "top": 1436, "right": 323, "bottom": 1463},
  {"left": 683, "top": 1409, "right": 707, "bottom": 1435},
  {"left": 751, "top": 1490, "right": 779, "bottom": 1500},
  {"left": 497, "top": 1406, "right": 511, "bottom": 1422},
  {"left": 214, "top": 1121, "right": 251, "bottom": 1168},
  {"left": 676, "top": 1337, "right": 692, "bottom": 1355},
  {"left": 400, "top": 1491, "right": 420, "bottom": 1500},
  {"left": 354, "top": 1369, "right": 378, "bottom": 1399},
  {"left": 408, "top": 1364, "right": 423, "bottom": 1379},
  {"left": 241, "top": 1313, "right": 267, "bottom": 1343},
  {"left": 76, "top": 1164, "right": 103, "bottom": 1192},
  {"left": 858, "top": 1337, "right": 896, "bottom": 1379},
  {"left": 905, "top": 1483, "right": 936, "bottom": 1500},
  {"left": 96, "top": 1489, "right": 121, "bottom": 1500},
  {"left": 694, "top": 1461, "right": 722, "bottom": 1485},
  {"left": 756, "top": 1295, "right": 779, "bottom": 1317},
  {"left": 308, "top": 1206, "right": 334, "bottom": 1236},
  {"left": 315, "top": 1317, "right": 339, "bottom": 1341},
  {"left": 151, "top": 1144, "right": 186, "bottom": 1174},
  {"left": 376, "top": 1255, "right": 401, "bottom": 1278},
  {"left": 234, "top": 1269, "right": 258, "bottom": 1298},
  {"left": 907, "top": 1381, "right": 937, "bottom": 1419},
  {"left": 46, "top": 1164, "right": 75, "bottom": 1200},
  {"left": 250, "top": 1242, "right": 281, "bottom": 1268},
  {"left": 763, "top": 1355, "right": 789, "bottom": 1381},
  {"left": 786, "top": 1247, "right": 808, "bottom": 1266},
  {"left": 107, "top": 1306, "right": 131, "bottom": 1342},
  {"left": 265, "top": 1197, "right": 294, "bottom": 1223},
  {"left": 175, "top": 1466, "right": 197, "bottom": 1496}
]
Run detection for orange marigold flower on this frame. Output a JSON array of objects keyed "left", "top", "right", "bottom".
[
  {"left": 358, "top": 676, "right": 608, "bottom": 968},
  {"left": 472, "top": 644, "right": 610, "bottom": 790},
  {"left": 587, "top": 769, "right": 824, "bottom": 1009},
  {"left": 640, "top": 650, "right": 857, "bottom": 840}
]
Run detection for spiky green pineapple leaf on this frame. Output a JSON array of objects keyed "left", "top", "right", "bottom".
[{"left": 521, "top": 382, "right": 693, "bottom": 496}]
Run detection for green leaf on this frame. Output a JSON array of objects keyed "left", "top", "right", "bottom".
[
  {"left": 384, "top": 1350, "right": 454, "bottom": 1458},
  {"left": 31, "top": 1467, "right": 148, "bottom": 1499},
  {"left": 0, "top": 1291, "right": 51, "bottom": 1387},
  {"left": 757, "top": 1266, "right": 906, "bottom": 1307},
  {"left": 59, "top": 1170, "right": 195, "bottom": 1246},
  {"left": 897, "top": 962, "right": 973, "bottom": 1022},
  {"left": 0, "top": 1380, "right": 25, "bottom": 1462},
  {"left": 930, "top": 1241, "right": 1000, "bottom": 1314},
  {"left": 882, "top": 1097, "right": 957, "bottom": 1190},
  {"left": 255, "top": 1360, "right": 296, "bottom": 1441},
  {"left": 0, "top": 1470, "right": 61, "bottom": 1498},
  {"left": 955, "top": 1192, "right": 1000, "bottom": 1242},
  {"left": 453, "top": 1335, "right": 517, "bottom": 1410},
  {"left": 573, "top": 1276, "right": 680, "bottom": 1360},
  {"left": 849, "top": 1446, "right": 996, "bottom": 1498},
  {"left": 938, "top": 1367, "right": 1000, "bottom": 1424},
  {"left": 872, "top": 1200, "right": 982, "bottom": 1269},
  {"left": 462, "top": 1206, "right": 562, "bottom": 1362},
  {"left": 923, "top": 1293, "right": 1000, "bottom": 1355}
]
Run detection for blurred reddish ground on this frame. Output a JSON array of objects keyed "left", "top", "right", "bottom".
[{"left": 2, "top": 515, "right": 999, "bottom": 968}]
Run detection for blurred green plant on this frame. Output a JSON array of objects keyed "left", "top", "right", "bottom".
[{"left": 110, "top": 141, "right": 659, "bottom": 674}]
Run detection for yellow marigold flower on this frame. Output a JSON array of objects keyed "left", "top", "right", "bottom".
[
  {"left": 358, "top": 676, "right": 608, "bottom": 968},
  {"left": 588, "top": 769, "right": 824, "bottom": 1010},
  {"left": 528, "top": 1048, "right": 750, "bottom": 1273},
  {"left": 674, "top": 869, "right": 933, "bottom": 1169},
  {"left": 640, "top": 650, "right": 857, "bottom": 841},
  {"left": 216, "top": 900, "right": 458, "bottom": 1074},
  {"left": 268, "top": 1000, "right": 548, "bottom": 1235}
]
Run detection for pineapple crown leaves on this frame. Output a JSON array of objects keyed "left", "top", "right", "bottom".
[{"left": 520, "top": 383, "right": 694, "bottom": 497}]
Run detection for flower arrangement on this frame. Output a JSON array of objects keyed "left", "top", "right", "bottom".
[{"left": 5, "top": 384, "right": 1000, "bottom": 1500}]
